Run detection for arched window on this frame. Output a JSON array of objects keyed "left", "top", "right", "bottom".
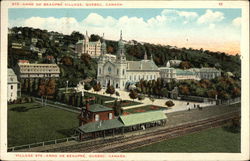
[{"left": 108, "top": 67, "right": 112, "bottom": 73}]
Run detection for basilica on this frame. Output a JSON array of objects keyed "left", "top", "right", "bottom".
[
  {"left": 97, "top": 31, "right": 160, "bottom": 90},
  {"left": 97, "top": 31, "right": 221, "bottom": 90}
]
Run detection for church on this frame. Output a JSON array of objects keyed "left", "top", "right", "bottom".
[{"left": 97, "top": 31, "right": 160, "bottom": 90}]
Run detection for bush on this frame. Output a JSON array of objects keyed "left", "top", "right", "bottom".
[
  {"left": 165, "top": 100, "right": 175, "bottom": 107},
  {"left": 138, "top": 94, "right": 145, "bottom": 101}
]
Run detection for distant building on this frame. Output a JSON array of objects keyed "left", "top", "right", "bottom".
[
  {"left": 12, "top": 42, "right": 24, "bottom": 49},
  {"left": 31, "top": 38, "right": 38, "bottom": 44},
  {"left": 15, "top": 60, "right": 60, "bottom": 79},
  {"left": 8, "top": 68, "right": 20, "bottom": 101},
  {"left": 75, "top": 31, "right": 101, "bottom": 58},
  {"left": 189, "top": 67, "right": 221, "bottom": 80}
]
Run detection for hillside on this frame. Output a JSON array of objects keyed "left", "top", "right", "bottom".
[{"left": 8, "top": 26, "right": 241, "bottom": 86}]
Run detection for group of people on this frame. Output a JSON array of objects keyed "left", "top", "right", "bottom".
[{"left": 187, "top": 102, "right": 203, "bottom": 111}]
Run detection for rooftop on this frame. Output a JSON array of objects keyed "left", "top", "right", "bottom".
[
  {"left": 127, "top": 60, "right": 159, "bottom": 71},
  {"left": 78, "top": 118, "right": 123, "bottom": 133},
  {"left": 120, "top": 111, "right": 167, "bottom": 126},
  {"left": 83, "top": 104, "right": 113, "bottom": 113}
]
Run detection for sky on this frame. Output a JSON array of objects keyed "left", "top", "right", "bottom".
[{"left": 9, "top": 8, "right": 241, "bottom": 55}]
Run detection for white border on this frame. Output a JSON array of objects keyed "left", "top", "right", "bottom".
[{"left": 1, "top": 1, "right": 249, "bottom": 161}]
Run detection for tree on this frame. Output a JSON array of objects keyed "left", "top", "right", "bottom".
[
  {"left": 179, "top": 61, "right": 192, "bottom": 69},
  {"left": 161, "top": 88, "right": 169, "bottom": 97},
  {"left": 84, "top": 83, "right": 92, "bottom": 91},
  {"left": 106, "top": 85, "right": 115, "bottom": 96},
  {"left": 129, "top": 90, "right": 138, "bottom": 101},
  {"left": 165, "top": 100, "right": 175, "bottom": 107},
  {"left": 113, "top": 99, "right": 122, "bottom": 116},
  {"left": 179, "top": 85, "right": 190, "bottom": 95},
  {"left": 138, "top": 94, "right": 145, "bottom": 101},
  {"left": 61, "top": 56, "right": 73, "bottom": 66},
  {"left": 93, "top": 82, "right": 101, "bottom": 93},
  {"left": 81, "top": 53, "right": 91, "bottom": 67}
]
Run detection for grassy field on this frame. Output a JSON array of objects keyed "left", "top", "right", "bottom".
[
  {"left": 127, "top": 127, "right": 241, "bottom": 152},
  {"left": 8, "top": 102, "right": 78, "bottom": 147},
  {"left": 104, "top": 100, "right": 142, "bottom": 108},
  {"left": 124, "top": 105, "right": 167, "bottom": 114}
]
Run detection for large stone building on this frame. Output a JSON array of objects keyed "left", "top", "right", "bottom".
[
  {"left": 97, "top": 31, "right": 160, "bottom": 90},
  {"left": 75, "top": 31, "right": 101, "bottom": 58},
  {"left": 97, "top": 32, "right": 221, "bottom": 90},
  {"left": 15, "top": 60, "right": 60, "bottom": 79},
  {"left": 8, "top": 68, "right": 20, "bottom": 101}
]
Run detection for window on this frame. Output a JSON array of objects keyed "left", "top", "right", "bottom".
[
  {"left": 95, "top": 114, "right": 100, "bottom": 121},
  {"left": 108, "top": 67, "right": 112, "bottom": 73},
  {"left": 99, "top": 68, "right": 101, "bottom": 74},
  {"left": 117, "top": 69, "right": 119, "bottom": 75},
  {"left": 134, "top": 75, "right": 136, "bottom": 81},
  {"left": 123, "top": 69, "right": 125, "bottom": 75},
  {"left": 150, "top": 75, "right": 152, "bottom": 79},
  {"left": 109, "top": 113, "right": 113, "bottom": 120},
  {"left": 11, "top": 85, "right": 13, "bottom": 90},
  {"left": 130, "top": 76, "right": 132, "bottom": 80}
]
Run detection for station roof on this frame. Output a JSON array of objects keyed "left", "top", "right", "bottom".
[
  {"left": 83, "top": 104, "right": 113, "bottom": 113},
  {"left": 119, "top": 111, "right": 167, "bottom": 127},
  {"left": 78, "top": 118, "right": 124, "bottom": 133}
]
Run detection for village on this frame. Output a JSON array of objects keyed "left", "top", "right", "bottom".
[{"left": 7, "top": 27, "right": 241, "bottom": 152}]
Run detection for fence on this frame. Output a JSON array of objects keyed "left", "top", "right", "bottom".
[
  {"left": 218, "top": 97, "right": 241, "bottom": 105},
  {"left": 179, "top": 95, "right": 216, "bottom": 103},
  {"left": 7, "top": 136, "right": 78, "bottom": 152}
]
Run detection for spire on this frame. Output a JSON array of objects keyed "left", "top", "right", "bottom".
[
  {"left": 86, "top": 30, "right": 89, "bottom": 38},
  {"left": 144, "top": 51, "right": 147, "bottom": 60},
  {"left": 120, "top": 30, "right": 122, "bottom": 40}
]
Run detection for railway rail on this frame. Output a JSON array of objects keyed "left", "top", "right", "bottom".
[{"left": 47, "top": 111, "right": 240, "bottom": 152}]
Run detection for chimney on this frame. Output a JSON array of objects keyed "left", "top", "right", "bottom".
[{"left": 86, "top": 99, "right": 90, "bottom": 111}]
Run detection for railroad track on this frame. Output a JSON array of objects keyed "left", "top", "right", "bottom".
[{"left": 47, "top": 111, "right": 240, "bottom": 152}]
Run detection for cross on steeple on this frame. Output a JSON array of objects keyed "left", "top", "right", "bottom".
[{"left": 120, "top": 30, "right": 122, "bottom": 40}]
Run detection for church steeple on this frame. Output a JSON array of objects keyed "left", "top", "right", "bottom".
[
  {"left": 101, "top": 33, "right": 107, "bottom": 55},
  {"left": 120, "top": 30, "right": 122, "bottom": 40},
  {"left": 144, "top": 51, "right": 148, "bottom": 60}
]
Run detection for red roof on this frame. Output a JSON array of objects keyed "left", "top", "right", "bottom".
[{"left": 18, "top": 60, "right": 29, "bottom": 64}]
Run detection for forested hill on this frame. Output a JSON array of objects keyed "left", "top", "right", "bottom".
[{"left": 8, "top": 27, "right": 241, "bottom": 78}]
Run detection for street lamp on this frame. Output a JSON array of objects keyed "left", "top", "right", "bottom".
[{"left": 66, "top": 80, "right": 69, "bottom": 93}]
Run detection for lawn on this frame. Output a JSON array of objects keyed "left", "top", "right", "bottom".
[
  {"left": 8, "top": 102, "right": 79, "bottom": 147},
  {"left": 127, "top": 127, "right": 241, "bottom": 152},
  {"left": 104, "top": 100, "right": 142, "bottom": 108},
  {"left": 123, "top": 105, "right": 167, "bottom": 114}
]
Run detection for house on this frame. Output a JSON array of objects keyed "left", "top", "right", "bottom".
[
  {"left": 11, "top": 42, "right": 24, "bottom": 49},
  {"left": 31, "top": 38, "right": 38, "bottom": 44},
  {"left": 8, "top": 68, "right": 20, "bottom": 101}
]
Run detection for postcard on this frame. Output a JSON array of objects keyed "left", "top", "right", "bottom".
[{"left": 0, "top": 0, "right": 249, "bottom": 161}]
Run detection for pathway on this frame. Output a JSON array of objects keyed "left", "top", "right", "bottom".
[{"left": 86, "top": 88, "right": 214, "bottom": 113}]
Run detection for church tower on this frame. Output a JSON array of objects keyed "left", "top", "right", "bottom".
[
  {"left": 115, "top": 30, "right": 127, "bottom": 89},
  {"left": 117, "top": 30, "right": 126, "bottom": 62},
  {"left": 83, "top": 30, "right": 89, "bottom": 54}
]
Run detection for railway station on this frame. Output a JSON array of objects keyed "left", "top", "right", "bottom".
[{"left": 76, "top": 100, "right": 167, "bottom": 140}]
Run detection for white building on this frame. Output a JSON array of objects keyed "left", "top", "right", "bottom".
[
  {"left": 97, "top": 31, "right": 160, "bottom": 90},
  {"left": 15, "top": 60, "right": 60, "bottom": 79},
  {"left": 75, "top": 31, "right": 101, "bottom": 58},
  {"left": 8, "top": 68, "right": 20, "bottom": 101}
]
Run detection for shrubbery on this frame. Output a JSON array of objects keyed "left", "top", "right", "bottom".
[{"left": 8, "top": 97, "right": 34, "bottom": 104}]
